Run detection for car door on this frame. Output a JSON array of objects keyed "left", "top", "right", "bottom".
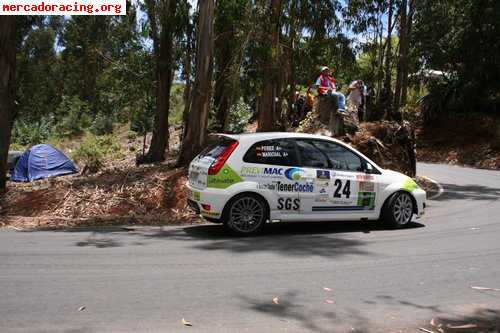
[
  {"left": 240, "top": 138, "right": 301, "bottom": 220},
  {"left": 293, "top": 139, "right": 335, "bottom": 215},
  {"left": 296, "top": 139, "right": 379, "bottom": 219}
]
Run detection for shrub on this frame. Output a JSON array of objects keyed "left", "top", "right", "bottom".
[
  {"left": 91, "top": 111, "right": 115, "bottom": 135},
  {"left": 227, "top": 98, "right": 252, "bottom": 133},
  {"left": 72, "top": 134, "right": 123, "bottom": 174},
  {"left": 55, "top": 95, "right": 91, "bottom": 137},
  {"left": 11, "top": 117, "right": 54, "bottom": 146}
]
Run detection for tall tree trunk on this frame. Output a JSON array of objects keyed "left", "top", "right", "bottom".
[
  {"left": 143, "top": 0, "right": 177, "bottom": 163},
  {"left": 213, "top": 26, "right": 234, "bottom": 132},
  {"left": 0, "top": 17, "right": 16, "bottom": 191},
  {"left": 381, "top": 0, "right": 395, "bottom": 120},
  {"left": 401, "top": 0, "right": 416, "bottom": 105},
  {"left": 375, "top": 12, "right": 384, "bottom": 103},
  {"left": 286, "top": 0, "right": 298, "bottom": 120},
  {"left": 258, "top": 0, "right": 282, "bottom": 132},
  {"left": 394, "top": 0, "right": 408, "bottom": 113},
  {"left": 181, "top": 23, "right": 193, "bottom": 141},
  {"left": 178, "top": 0, "right": 215, "bottom": 165}
]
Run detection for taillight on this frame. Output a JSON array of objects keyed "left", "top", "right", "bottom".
[{"left": 208, "top": 141, "right": 239, "bottom": 175}]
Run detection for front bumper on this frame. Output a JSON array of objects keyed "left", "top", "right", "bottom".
[{"left": 413, "top": 188, "right": 426, "bottom": 217}]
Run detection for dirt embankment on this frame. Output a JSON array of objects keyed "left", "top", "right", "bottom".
[
  {"left": 0, "top": 156, "right": 201, "bottom": 230},
  {"left": 417, "top": 116, "right": 500, "bottom": 170}
]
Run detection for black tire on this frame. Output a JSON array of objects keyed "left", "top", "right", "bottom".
[
  {"left": 381, "top": 191, "right": 415, "bottom": 228},
  {"left": 222, "top": 193, "right": 268, "bottom": 235}
]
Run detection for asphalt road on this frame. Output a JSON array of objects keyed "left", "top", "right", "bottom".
[{"left": 1, "top": 163, "right": 500, "bottom": 333}]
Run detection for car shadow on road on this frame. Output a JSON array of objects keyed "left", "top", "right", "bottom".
[
  {"left": 433, "top": 183, "right": 500, "bottom": 201},
  {"left": 180, "top": 220, "right": 425, "bottom": 238},
  {"left": 140, "top": 220, "right": 424, "bottom": 258}
]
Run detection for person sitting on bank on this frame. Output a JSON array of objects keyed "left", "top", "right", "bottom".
[{"left": 314, "top": 66, "right": 346, "bottom": 113}]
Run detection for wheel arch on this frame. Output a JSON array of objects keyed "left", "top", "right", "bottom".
[{"left": 379, "top": 189, "right": 418, "bottom": 219}]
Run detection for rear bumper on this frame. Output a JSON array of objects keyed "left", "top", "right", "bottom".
[
  {"left": 186, "top": 184, "right": 228, "bottom": 219},
  {"left": 187, "top": 199, "right": 200, "bottom": 214}
]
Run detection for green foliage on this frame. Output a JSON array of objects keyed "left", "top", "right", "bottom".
[
  {"left": 91, "top": 111, "right": 115, "bottom": 135},
  {"left": 130, "top": 95, "right": 154, "bottom": 135},
  {"left": 227, "top": 98, "right": 252, "bottom": 133},
  {"left": 71, "top": 134, "right": 123, "bottom": 173},
  {"left": 419, "top": 77, "right": 464, "bottom": 124},
  {"left": 11, "top": 117, "right": 54, "bottom": 146},
  {"left": 55, "top": 95, "right": 91, "bottom": 137},
  {"left": 413, "top": 0, "right": 500, "bottom": 114},
  {"left": 168, "top": 84, "right": 186, "bottom": 125}
]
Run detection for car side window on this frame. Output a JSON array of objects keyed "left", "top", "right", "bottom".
[
  {"left": 243, "top": 139, "right": 298, "bottom": 166},
  {"left": 295, "top": 140, "right": 330, "bottom": 168},
  {"left": 312, "top": 140, "right": 363, "bottom": 172}
]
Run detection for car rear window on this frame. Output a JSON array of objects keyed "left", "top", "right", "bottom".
[
  {"left": 199, "top": 138, "right": 236, "bottom": 159},
  {"left": 243, "top": 139, "right": 298, "bottom": 166}
]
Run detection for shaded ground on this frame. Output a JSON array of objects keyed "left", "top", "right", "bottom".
[{"left": 417, "top": 116, "right": 500, "bottom": 170}]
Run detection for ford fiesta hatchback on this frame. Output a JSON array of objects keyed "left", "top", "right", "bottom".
[{"left": 186, "top": 132, "right": 426, "bottom": 235}]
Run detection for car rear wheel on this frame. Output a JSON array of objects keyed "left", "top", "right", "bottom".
[
  {"left": 382, "top": 191, "right": 414, "bottom": 228},
  {"left": 224, "top": 194, "right": 268, "bottom": 235}
]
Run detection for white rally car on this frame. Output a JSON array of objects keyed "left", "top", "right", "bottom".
[{"left": 186, "top": 132, "right": 426, "bottom": 235}]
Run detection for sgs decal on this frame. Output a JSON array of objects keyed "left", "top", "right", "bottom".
[{"left": 277, "top": 198, "right": 300, "bottom": 210}]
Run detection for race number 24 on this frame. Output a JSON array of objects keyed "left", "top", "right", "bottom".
[{"left": 333, "top": 179, "right": 351, "bottom": 198}]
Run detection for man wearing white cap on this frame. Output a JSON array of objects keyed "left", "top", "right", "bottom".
[{"left": 314, "top": 66, "right": 346, "bottom": 113}]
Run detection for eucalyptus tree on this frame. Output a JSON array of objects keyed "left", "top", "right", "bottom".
[
  {"left": 178, "top": 0, "right": 215, "bottom": 165},
  {"left": 0, "top": 17, "right": 16, "bottom": 191}
]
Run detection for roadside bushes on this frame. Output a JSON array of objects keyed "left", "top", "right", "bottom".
[
  {"left": 72, "top": 134, "right": 123, "bottom": 174},
  {"left": 227, "top": 98, "right": 252, "bottom": 133}
]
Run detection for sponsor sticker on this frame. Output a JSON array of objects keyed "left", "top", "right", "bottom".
[
  {"left": 256, "top": 145, "right": 289, "bottom": 158},
  {"left": 330, "top": 198, "right": 354, "bottom": 205},
  {"left": 316, "top": 170, "right": 331, "bottom": 180},
  {"left": 201, "top": 210, "right": 220, "bottom": 217},
  {"left": 356, "top": 174, "right": 375, "bottom": 181},
  {"left": 207, "top": 165, "right": 242, "bottom": 189},
  {"left": 277, "top": 198, "right": 300, "bottom": 210},
  {"left": 357, "top": 192, "right": 376, "bottom": 209},
  {"left": 240, "top": 166, "right": 283, "bottom": 178},
  {"left": 284, "top": 167, "right": 304, "bottom": 181},
  {"left": 275, "top": 181, "right": 314, "bottom": 193},
  {"left": 258, "top": 183, "right": 277, "bottom": 190},
  {"left": 359, "top": 181, "right": 375, "bottom": 192},
  {"left": 315, "top": 188, "right": 329, "bottom": 202}
]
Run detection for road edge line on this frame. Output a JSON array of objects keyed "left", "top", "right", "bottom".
[{"left": 420, "top": 176, "right": 444, "bottom": 200}]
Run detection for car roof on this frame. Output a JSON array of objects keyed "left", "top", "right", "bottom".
[
  {"left": 217, "top": 132, "right": 345, "bottom": 144},
  {"left": 216, "top": 132, "right": 384, "bottom": 173}
]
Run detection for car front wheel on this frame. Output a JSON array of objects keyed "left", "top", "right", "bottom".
[
  {"left": 223, "top": 194, "right": 268, "bottom": 235},
  {"left": 382, "top": 191, "right": 415, "bottom": 228}
]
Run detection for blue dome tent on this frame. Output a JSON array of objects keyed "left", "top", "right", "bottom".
[{"left": 11, "top": 144, "right": 78, "bottom": 182}]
